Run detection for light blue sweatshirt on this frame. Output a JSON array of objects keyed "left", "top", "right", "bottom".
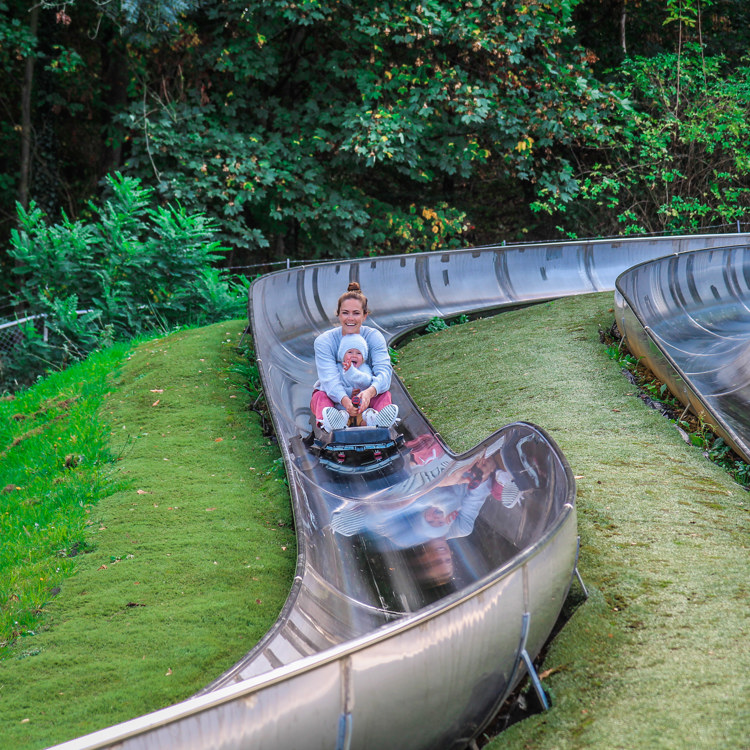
[
  {"left": 341, "top": 361, "right": 374, "bottom": 392},
  {"left": 313, "top": 325, "right": 392, "bottom": 405}
]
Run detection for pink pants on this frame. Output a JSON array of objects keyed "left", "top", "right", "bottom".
[{"left": 310, "top": 389, "right": 393, "bottom": 423}]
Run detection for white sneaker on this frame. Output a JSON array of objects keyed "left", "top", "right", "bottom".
[
  {"left": 322, "top": 407, "right": 348, "bottom": 432},
  {"left": 374, "top": 403, "right": 399, "bottom": 428},
  {"left": 362, "top": 408, "right": 378, "bottom": 426}
]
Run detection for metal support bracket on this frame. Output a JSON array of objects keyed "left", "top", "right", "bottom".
[
  {"left": 574, "top": 535, "right": 589, "bottom": 599},
  {"left": 336, "top": 657, "right": 353, "bottom": 750},
  {"left": 520, "top": 647, "right": 550, "bottom": 711},
  {"left": 510, "top": 612, "right": 550, "bottom": 712}
]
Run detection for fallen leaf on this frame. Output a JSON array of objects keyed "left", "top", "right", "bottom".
[
  {"left": 205, "top": 507, "right": 217, "bottom": 512},
  {"left": 21, "top": 718, "right": 30, "bottom": 724},
  {"left": 214, "top": 437, "right": 223, "bottom": 442},
  {"left": 98, "top": 564, "right": 108, "bottom": 570},
  {"left": 150, "top": 389, "right": 164, "bottom": 393},
  {"left": 151, "top": 399, "right": 160, "bottom": 407},
  {"left": 165, "top": 668, "right": 172, "bottom": 676},
  {"left": 538, "top": 665, "right": 565, "bottom": 680},
  {"left": 136, "top": 489, "right": 149, "bottom": 495}
]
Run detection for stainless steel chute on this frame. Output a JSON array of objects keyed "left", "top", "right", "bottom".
[
  {"left": 48, "top": 233, "right": 750, "bottom": 750},
  {"left": 615, "top": 244, "right": 750, "bottom": 463}
]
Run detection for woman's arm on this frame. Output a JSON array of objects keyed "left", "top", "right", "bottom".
[
  {"left": 364, "top": 328, "right": 392, "bottom": 395},
  {"left": 313, "top": 331, "right": 348, "bottom": 405}
]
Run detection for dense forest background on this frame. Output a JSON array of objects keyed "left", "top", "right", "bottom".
[{"left": 0, "top": 0, "right": 749, "bottom": 387}]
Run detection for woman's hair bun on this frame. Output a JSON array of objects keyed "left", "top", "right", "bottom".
[{"left": 347, "top": 281, "right": 361, "bottom": 292}]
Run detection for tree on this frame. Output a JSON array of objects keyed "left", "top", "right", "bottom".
[
  {"left": 117, "top": 0, "right": 621, "bottom": 263},
  {"left": 0, "top": 0, "right": 204, "bottom": 297},
  {"left": 533, "top": 1, "right": 750, "bottom": 238},
  {"left": 573, "top": 0, "right": 750, "bottom": 71}
]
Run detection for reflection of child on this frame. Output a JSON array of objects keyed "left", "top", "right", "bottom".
[{"left": 415, "top": 482, "right": 489, "bottom": 541}]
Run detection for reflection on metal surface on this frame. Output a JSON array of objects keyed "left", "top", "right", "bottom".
[
  {"left": 49, "top": 234, "right": 750, "bottom": 750},
  {"left": 615, "top": 244, "right": 750, "bottom": 463}
]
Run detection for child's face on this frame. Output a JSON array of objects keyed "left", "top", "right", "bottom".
[
  {"left": 343, "top": 348, "right": 364, "bottom": 367},
  {"left": 424, "top": 506, "right": 445, "bottom": 527}
]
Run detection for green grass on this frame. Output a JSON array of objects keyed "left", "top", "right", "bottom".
[
  {"left": 0, "top": 321, "right": 295, "bottom": 750},
  {"left": 1, "top": 295, "right": 747, "bottom": 749},
  {"left": 396, "top": 292, "right": 748, "bottom": 749},
  {"left": 1, "top": 343, "right": 132, "bottom": 655}
]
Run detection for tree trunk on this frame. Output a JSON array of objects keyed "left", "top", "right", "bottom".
[
  {"left": 100, "top": 34, "right": 130, "bottom": 176},
  {"left": 19, "top": 3, "right": 40, "bottom": 211}
]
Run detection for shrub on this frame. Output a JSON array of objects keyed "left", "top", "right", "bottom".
[{"left": 2, "top": 173, "right": 247, "bottom": 390}]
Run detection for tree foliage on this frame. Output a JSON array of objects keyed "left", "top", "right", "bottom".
[
  {"left": 0, "top": 0, "right": 748, "bottom": 288},
  {"left": 118, "top": 0, "right": 619, "bottom": 261},
  {"left": 533, "top": 45, "right": 750, "bottom": 236}
]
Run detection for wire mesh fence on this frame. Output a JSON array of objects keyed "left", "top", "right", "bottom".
[{"left": 0, "top": 314, "right": 43, "bottom": 352}]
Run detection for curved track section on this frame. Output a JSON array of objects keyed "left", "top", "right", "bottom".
[
  {"left": 615, "top": 243, "right": 750, "bottom": 463},
  {"left": 51, "top": 233, "right": 750, "bottom": 750}
]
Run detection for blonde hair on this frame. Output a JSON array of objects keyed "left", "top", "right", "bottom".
[{"left": 336, "top": 281, "right": 370, "bottom": 315}]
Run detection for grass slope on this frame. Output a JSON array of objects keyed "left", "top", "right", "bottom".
[
  {"left": 1, "top": 343, "right": 132, "bottom": 648},
  {"left": 2, "top": 295, "right": 747, "bottom": 750},
  {"left": 1, "top": 321, "right": 295, "bottom": 750},
  {"left": 396, "top": 292, "right": 748, "bottom": 749}
]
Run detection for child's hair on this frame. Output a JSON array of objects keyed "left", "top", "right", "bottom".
[{"left": 336, "top": 281, "right": 370, "bottom": 315}]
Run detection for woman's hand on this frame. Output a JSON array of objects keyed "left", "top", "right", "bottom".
[
  {"left": 341, "top": 396, "right": 358, "bottom": 418},
  {"left": 356, "top": 386, "right": 377, "bottom": 413}
]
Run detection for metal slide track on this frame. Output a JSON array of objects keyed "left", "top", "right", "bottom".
[
  {"left": 50, "top": 234, "right": 750, "bottom": 750},
  {"left": 615, "top": 244, "right": 750, "bottom": 464}
]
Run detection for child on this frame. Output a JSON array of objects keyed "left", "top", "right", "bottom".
[
  {"left": 321, "top": 334, "right": 398, "bottom": 431},
  {"left": 339, "top": 334, "right": 375, "bottom": 393}
]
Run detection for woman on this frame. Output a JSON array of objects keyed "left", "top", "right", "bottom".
[{"left": 311, "top": 281, "right": 398, "bottom": 431}]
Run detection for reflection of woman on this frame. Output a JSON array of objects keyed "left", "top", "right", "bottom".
[
  {"left": 408, "top": 538, "right": 455, "bottom": 587},
  {"left": 310, "top": 281, "right": 398, "bottom": 430}
]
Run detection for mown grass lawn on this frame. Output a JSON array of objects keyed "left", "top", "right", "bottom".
[
  {"left": 1, "top": 293, "right": 747, "bottom": 749},
  {"left": 1, "top": 321, "right": 295, "bottom": 750}
]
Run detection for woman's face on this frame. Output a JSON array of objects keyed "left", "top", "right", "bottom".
[{"left": 337, "top": 299, "right": 367, "bottom": 335}]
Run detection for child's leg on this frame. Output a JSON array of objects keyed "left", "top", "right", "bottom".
[{"left": 311, "top": 390, "right": 336, "bottom": 423}]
